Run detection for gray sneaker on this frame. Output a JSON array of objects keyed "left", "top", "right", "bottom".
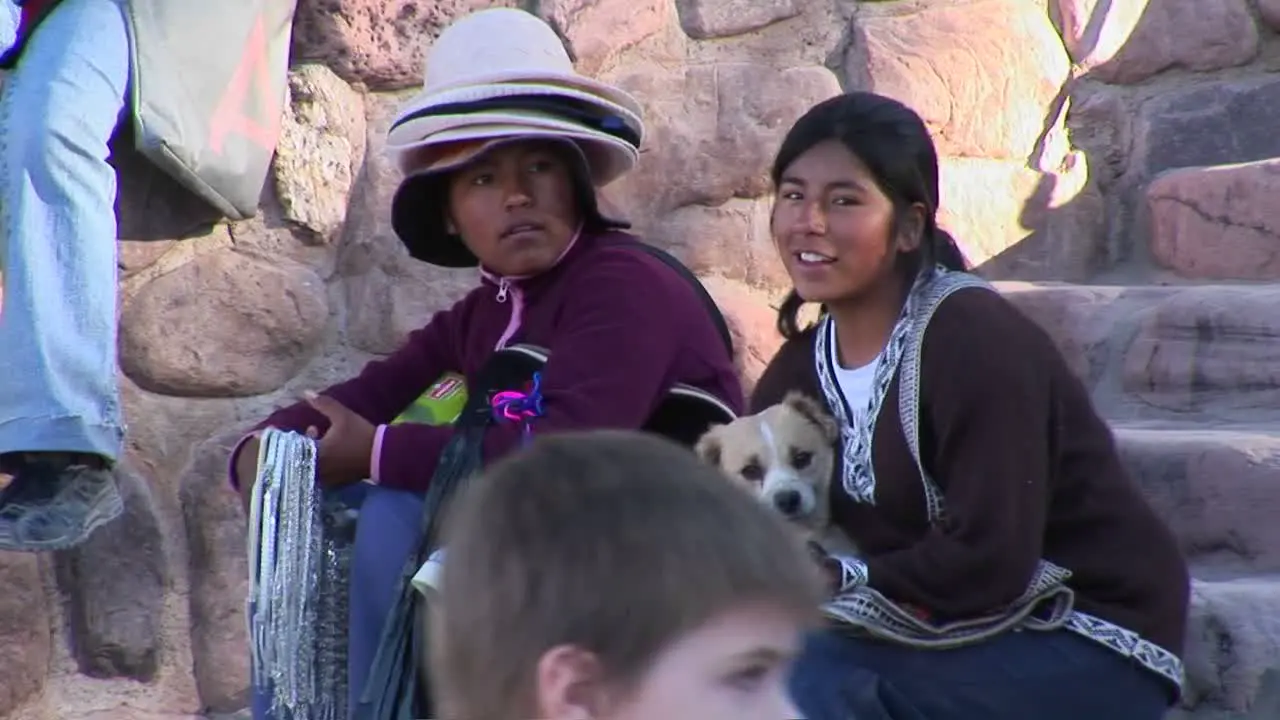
[{"left": 0, "top": 453, "right": 124, "bottom": 552}]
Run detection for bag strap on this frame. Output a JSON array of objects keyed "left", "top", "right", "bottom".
[{"left": 618, "top": 240, "right": 735, "bottom": 360}]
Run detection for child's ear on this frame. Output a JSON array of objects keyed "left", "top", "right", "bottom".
[
  {"left": 694, "top": 426, "right": 725, "bottom": 468},
  {"left": 895, "top": 202, "right": 926, "bottom": 253},
  {"left": 534, "top": 644, "right": 607, "bottom": 720},
  {"left": 782, "top": 392, "right": 839, "bottom": 443}
]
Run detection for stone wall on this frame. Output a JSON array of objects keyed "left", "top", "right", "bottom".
[{"left": 3, "top": 0, "right": 1280, "bottom": 717}]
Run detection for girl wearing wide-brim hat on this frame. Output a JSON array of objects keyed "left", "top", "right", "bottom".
[{"left": 226, "top": 8, "right": 744, "bottom": 716}]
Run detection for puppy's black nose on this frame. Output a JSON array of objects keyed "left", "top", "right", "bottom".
[{"left": 773, "top": 489, "right": 801, "bottom": 515}]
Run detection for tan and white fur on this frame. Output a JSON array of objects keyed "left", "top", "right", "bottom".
[{"left": 695, "top": 392, "right": 858, "bottom": 557}]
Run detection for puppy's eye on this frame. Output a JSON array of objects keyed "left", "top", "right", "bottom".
[
  {"left": 790, "top": 448, "right": 814, "bottom": 469},
  {"left": 740, "top": 462, "right": 764, "bottom": 482}
]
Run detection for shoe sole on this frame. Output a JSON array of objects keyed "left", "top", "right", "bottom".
[{"left": 0, "top": 478, "right": 125, "bottom": 553}]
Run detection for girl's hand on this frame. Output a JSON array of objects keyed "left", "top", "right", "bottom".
[
  {"left": 806, "top": 541, "right": 845, "bottom": 595},
  {"left": 304, "top": 391, "right": 377, "bottom": 488}
]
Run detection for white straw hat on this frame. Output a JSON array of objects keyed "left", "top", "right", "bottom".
[
  {"left": 387, "top": 8, "right": 644, "bottom": 267},
  {"left": 386, "top": 8, "right": 643, "bottom": 178}
]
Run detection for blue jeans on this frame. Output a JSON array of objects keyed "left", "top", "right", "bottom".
[
  {"left": 252, "top": 485, "right": 425, "bottom": 720},
  {"left": 0, "top": 0, "right": 129, "bottom": 461},
  {"left": 789, "top": 627, "right": 1172, "bottom": 720}
]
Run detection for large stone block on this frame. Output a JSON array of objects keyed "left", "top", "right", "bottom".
[
  {"left": 701, "top": 276, "right": 786, "bottom": 390},
  {"left": 338, "top": 92, "right": 480, "bottom": 355},
  {"left": 604, "top": 62, "right": 841, "bottom": 255},
  {"left": 1117, "top": 428, "right": 1280, "bottom": 575},
  {"left": 118, "top": 250, "right": 330, "bottom": 398},
  {"left": 999, "top": 284, "right": 1280, "bottom": 419},
  {"left": 1146, "top": 159, "right": 1280, "bottom": 280},
  {"left": 290, "top": 0, "right": 520, "bottom": 90},
  {"left": 852, "top": 0, "right": 1070, "bottom": 161},
  {"left": 604, "top": 60, "right": 840, "bottom": 292},
  {"left": 674, "top": 0, "right": 798, "bottom": 39},
  {"left": 539, "top": 0, "right": 672, "bottom": 75},
  {"left": 1133, "top": 76, "right": 1280, "bottom": 182},
  {"left": 54, "top": 467, "right": 168, "bottom": 682},
  {"left": 1261, "top": 0, "right": 1280, "bottom": 31},
  {"left": 271, "top": 63, "right": 367, "bottom": 244},
  {"left": 1051, "top": 0, "right": 1258, "bottom": 85},
  {"left": 649, "top": 199, "right": 787, "bottom": 294},
  {"left": 1122, "top": 286, "right": 1280, "bottom": 414},
  {"left": 181, "top": 428, "right": 256, "bottom": 713},
  {"left": 996, "top": 281, "right": 1132, "bottom": 387},
  {"left": 0, "top": 553, "right": 50, "bottom": 716},
  {"left": 1184, "top": 577, "right": 1280, "bottom": 712}
]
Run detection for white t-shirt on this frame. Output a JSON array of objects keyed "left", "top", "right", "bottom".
[
  {"left": 828, "top": 321, "right": 878, "bottom": 420},
  {"left": 835, "top": 360, "right": 876, "bottom": 419}
]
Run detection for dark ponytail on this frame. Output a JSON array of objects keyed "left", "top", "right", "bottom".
[
  {"left": 921, "top": 225, "right": 968, "bottom": 273},
  {"left": 776, "top": 289, "right": 821, "bottom": 341},
  {"left": 931, "top": 228, "right": 968, "bottom": 272}
]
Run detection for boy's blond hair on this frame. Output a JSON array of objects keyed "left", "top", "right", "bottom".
[{"left": 429, "top": 429, "right": 826, "bottom": 720}]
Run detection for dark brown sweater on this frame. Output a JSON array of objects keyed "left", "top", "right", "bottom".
[{"left": 752, "top": 287, "right": 1190, "bottom": 658}]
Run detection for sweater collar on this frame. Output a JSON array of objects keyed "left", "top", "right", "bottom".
[{"left": 478, "top": 224, "right": 588, "bottom": 294}]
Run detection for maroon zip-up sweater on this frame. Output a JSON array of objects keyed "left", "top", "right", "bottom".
[{"left": 229, "top": 231, "right": 744, "bottom": 491}]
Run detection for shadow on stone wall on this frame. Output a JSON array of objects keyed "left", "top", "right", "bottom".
[
  {"left": 984, "top": 0, "right": 1118, "bottom": 280},
  {"left": 110, "top": 123, "right": 223, "bottom": 242},
  {"left": 841, "top": 0, "right": 1105, "bottom": 283},
  {"left": 1047, "top": 0, "right": 1273, "bottom": 278}
]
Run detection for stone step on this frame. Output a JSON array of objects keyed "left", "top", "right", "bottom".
[
  {"left": 995, "top": 282, "right": 1280, "bottom": 422},
  {"left": 1179, "top": 575, "right": 1280, "bottom": 716},
  {"left": 1114, "top": 426, "right": 1280, "bottom": 576}
]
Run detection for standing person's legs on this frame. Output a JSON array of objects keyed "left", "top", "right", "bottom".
[
  {"left": 0, "top": 0, "right": 129, "bottom": 552},
  {"left": 790, "top": 627, "right": 1173, "bottom": 720}
]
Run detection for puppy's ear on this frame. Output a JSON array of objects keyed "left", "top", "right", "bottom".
[
  {"left": 782, "top": 392, "right": 839, "bottom": 442},
  {"left": 694, "top": 426, "right": 725, "bottom": 468}
]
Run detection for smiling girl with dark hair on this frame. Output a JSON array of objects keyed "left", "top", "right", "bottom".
[{"left": 751, "top": 91, "right": 1190, "bottom": 720}]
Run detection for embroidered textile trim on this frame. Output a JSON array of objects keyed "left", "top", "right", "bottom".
[
  {"left": 814, "top": 294, "right": 911, "bottom": 505},
  {"left": 813, "top": 266, "right": 1185, "bottom": 692},
  {"left": 830, "top": 553, "right": 869, "bottom": 591},
  {"left": 821, "top": 580, "right": 1074, "bottom": 651},
  {"left": 1064, "top": 611, "right": 1185, "bottom": 689}
]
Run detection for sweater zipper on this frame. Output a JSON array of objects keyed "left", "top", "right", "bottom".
[{"left": 494, "top": 277, "right": 524, "bottom": 350}]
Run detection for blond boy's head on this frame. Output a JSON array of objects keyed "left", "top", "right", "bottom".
[{"left": 430, "top": 430, "right": 826, "bottom": 720}]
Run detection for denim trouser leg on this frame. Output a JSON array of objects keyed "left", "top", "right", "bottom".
[
  {"left": 789, "top": 628, "right": 1172, "bottom": 720},
  {"left": 347, "top": 486, "right": 425, "bottom": 716},
  {"left": 0, "top": 0, "right": 129, "bottom": 461},
  {"left": 787, "top": 631, "right": 928, "bottom": 720}
]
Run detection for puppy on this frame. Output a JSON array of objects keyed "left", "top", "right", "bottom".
[{"left": 695, "top": 392, "right": 858, "bottom": 558}]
